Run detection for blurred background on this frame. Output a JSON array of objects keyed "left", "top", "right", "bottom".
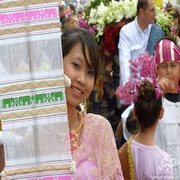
[
  {"left": 64, "top": 0, "right": 90, "bottom": 8},
  {"left": 64, "top": 0, "right": 179, "bottom": 10}
]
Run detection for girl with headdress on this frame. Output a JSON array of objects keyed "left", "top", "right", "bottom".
[
  {"left": 117, "top": 37, "right": 180, "bottom": 178},
  {"left": 118, "top": 78, "right": 174, "bottom": 179}
]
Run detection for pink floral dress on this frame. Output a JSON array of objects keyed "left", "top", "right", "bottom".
[{"left": 72, "top": 113, "right": 124, "bottom": 180}]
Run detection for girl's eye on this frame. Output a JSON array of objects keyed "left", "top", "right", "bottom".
[
  {"left": 72, "top": 62, "right": 80, "bottom": 69},
  {"left": 87, "top": 70, "right": 94, "bottom": 76},
  {"left": 160, "top": 65, "right": 167, "bottom": 69},
  {"left": 171, "top": 64, "right": 177, "bottom": 68}
]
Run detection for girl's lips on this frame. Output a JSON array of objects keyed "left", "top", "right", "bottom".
[
  {"left": 71, "top": 86, "right": 84, "bottom": 97},
  {"left": 72, "top": 86, "right": 83, "bottom": 94}
]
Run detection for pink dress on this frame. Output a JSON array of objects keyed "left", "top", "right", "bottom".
[{"left": 72, "top": 113, "right": 124, "bottom": 180}]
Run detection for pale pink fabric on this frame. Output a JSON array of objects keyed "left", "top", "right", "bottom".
[
  {"left": 72, "top": 113, "right": 124, "bottom": 180},
  {"left": 132, "top": 140, "right": 174, "bottom": 179}
]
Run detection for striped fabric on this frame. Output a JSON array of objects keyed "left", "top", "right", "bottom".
[
  {"left": 0, "top": 0, "right": 73, "bottom": 179},
  {"left": 154, "top": 39, "right": 180, "bottom": 66}
]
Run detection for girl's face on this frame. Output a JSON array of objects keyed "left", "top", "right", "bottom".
[
  {"left": 157, "top": 60, "right": 180, "bottom": 92},
  {"left": 63, "top": 42, "right": 95, "bottom": 108}
]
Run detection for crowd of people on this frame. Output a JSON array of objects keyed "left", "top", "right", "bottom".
[
  {"left": 58, "top": 0, "right": 85, "bottom": 32},
  {"left": 0, "top": 0, "right": 180, "bottom": 179}
]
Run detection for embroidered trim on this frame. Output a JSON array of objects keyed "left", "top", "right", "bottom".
[{"left": 127, "top": 136, "right": 135, "bottom": 180}]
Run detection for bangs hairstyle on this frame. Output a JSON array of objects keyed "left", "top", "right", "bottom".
[{"left": 61, "top": 28, "right": 100, "bottom": 83}]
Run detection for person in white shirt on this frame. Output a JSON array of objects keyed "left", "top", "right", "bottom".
[
  {"left": 118, "top": 0, "right": 156, "bottom": 86},
  {"left": 154, "top": 38, "right": 180, "bottom": 178}
]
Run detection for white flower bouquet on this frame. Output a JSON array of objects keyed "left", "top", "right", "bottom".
[{"left": 88, "top": 0, "right": 137, "bottom": 41}]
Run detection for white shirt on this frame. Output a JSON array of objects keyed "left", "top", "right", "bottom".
[
  {"left": 155, "top": 98, "right": 180, "bottom": 178},
  {"left": 121, "top": 103, "right": 134, "bottom": 141},
  {"left": 118, "top": 17, "right": 152, "bottom": 85}
]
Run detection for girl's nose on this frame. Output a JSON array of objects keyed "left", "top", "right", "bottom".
[
  {"left": 77, "top": 71, "right": 86, "bottom": 85},
  {"left": 166, "top": 65, "right": 173, "bottom": 73}
]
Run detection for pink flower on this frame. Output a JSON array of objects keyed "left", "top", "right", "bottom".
[
  {"left": 116, "top": 52, "right": 162, "bottom": 105},
  {"left": 78, "top": 16, "right": 89, "bottom": 29},
  {"left": 88, "top": 25, "right": 96, "bottom": 35},
  {"left": 116, "top": 78, "right": 139, "bottom": 105},
  {"left": 155, "top": 88, "right": 163, "bottom": 99},
  {"left": 77, "top": 16, "right": 97, "bottom": 36},
  {"left": 130, "top": 52, "right": 156, "bottom": 80}
]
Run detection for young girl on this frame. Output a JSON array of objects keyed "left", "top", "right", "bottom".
[
  {"left": 118, "top": 79, "right": 174, "bottom": 179},
  {"left": 62, "top": 28, "right": 124, "bottom": 179}
]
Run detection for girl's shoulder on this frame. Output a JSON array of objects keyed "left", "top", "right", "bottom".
[
  {"left": 80, "top": 113, "right": 114, "bottom": 139},
  {"left": 84, "top": 113, "right": 111, "bottom": 128}
]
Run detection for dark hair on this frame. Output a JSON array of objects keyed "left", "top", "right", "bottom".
[
  {"left": 126, "top": 110, "right": 139, "bottom": 134},
  {"left": 169, "top": 8, "right": 179, "bottom": 19},
  {"left": 76, "top": 5, "right": 84, "bottom": 14},
  {"left": 61, "top": 28, "right": 100, "bottom": 83},
  {"left": 67, "top": 4, "right": 75, "bottom": 14},
  {"left": 137, "top": 0, "right": 149, "bottom": 16},
  {"left": 134, "top": 79, "right": 162, "bottom": 131},
  {"left": 166, "top": 2, "right": 173, "bottom": 11}
]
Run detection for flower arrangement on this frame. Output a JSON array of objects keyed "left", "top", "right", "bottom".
[
  {"left": 116, "top": 77, "right": 162, "bottom": 105},
  {"left": 90, "top": 0, "right": 137, "bottom": 41},
  {"left": 82, "top": 0, "right": 137, "bottom": 42},
  {"left": 116, "top": 52, "right": 162, "bottom": 105},
  {"left": 77, "top": 16, "right": 97, "bottom": 35},
  {"left": 129, "top": 52, "right": 156, "bottom": 81}
]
